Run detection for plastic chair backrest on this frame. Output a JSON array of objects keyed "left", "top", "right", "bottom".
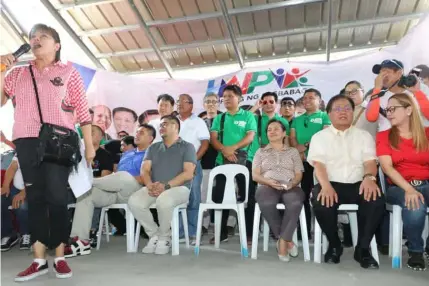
[{"left": 206, "top": 164, "right": 249, "bottom": 204}]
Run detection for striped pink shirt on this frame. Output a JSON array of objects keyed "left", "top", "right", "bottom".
[{"left": 3, "top": 61, "right": 91, "bottom": 140}]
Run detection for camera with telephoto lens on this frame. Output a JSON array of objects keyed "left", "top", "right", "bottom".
[{"left": 397, "top": 68, "right": 421, "bottom": 88}]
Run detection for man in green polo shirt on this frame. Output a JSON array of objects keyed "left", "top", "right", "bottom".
[
  {"left": 252, "top": 92, "right": 290, "bottom": 150},
  {"left": 210, "top": 84, "right": 257, "bottom": 245},
  {"left": 290, "top": 88, "right": 330, "bottom": 239}
]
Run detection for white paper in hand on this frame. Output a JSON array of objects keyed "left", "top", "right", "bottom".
[{"left": 68, "top": 141, "right": 93, "bottom": 198}]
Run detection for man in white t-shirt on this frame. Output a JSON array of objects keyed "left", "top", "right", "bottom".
[
  {"left": 366, "top": 59, "right": 429, "bottom": 131},
  {"left": 148, "top": 94, "right": 175, "bottom": 143},
  {"left": 176, "top": 94, "right": 210, "bottom": 241},
  {"left": 1, "top": 156, "right": 30, "bottom": 251}
]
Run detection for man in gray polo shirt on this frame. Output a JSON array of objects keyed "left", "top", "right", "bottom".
[{"left": 128, "top": 115, "right": 196, "bottom": 255}]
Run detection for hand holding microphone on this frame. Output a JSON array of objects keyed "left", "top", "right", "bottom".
[{"left": 1, "top": 44, "right": 31, "bottom": 72}]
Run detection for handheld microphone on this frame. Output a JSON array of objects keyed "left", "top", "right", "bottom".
[{"left": 0, "top": 43, "right": 31, "bottom": 72}]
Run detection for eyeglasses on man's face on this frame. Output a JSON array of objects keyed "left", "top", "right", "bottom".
[
  {"left": 281, "top": 101, "right": 295, "bottom": 108},
  {"left": 331, "top": 106, "right": 353, "bottom": 113},
  {"left": 204, "top": 99, "right": 218, "bottom": 105},
  {"left": 261, "top": 99, "right": 275, "bottom": 105}
]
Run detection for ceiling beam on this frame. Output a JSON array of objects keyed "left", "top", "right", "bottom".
[
  {"left": 94, "top": 12, "right": 424, "bottom": 59},
  {"left": 326, "top": 0, "right": 333, "bottom": 62},
  {"left": 127, "top": 0, "right": 173, "bottom": 78},
  {"left": 0, "top": 9, "right": 27, "bottom": 44},
  {"left": 77, "top": 0, "right": 326, "bottom": 36},
  {"left": 218, "top": 0, "right": 244, "bottom": 69},
  {"left": 56, "top": 0, "right": 123, "bottom": 11},
  {"left": 40, "top": 0, "right": 105, "bottom": 69},
  {"left": 125, "top": 41, "right": 397, "bottom": 75}
]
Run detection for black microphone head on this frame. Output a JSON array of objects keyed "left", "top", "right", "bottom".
[{"left": 12, "top": 44, "right": 31, "bottom": 59}]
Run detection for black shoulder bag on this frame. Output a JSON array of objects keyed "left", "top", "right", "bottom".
[
  {"left": 29, "top": 66, "right": 81, "bottom": 169},
  {"left": 219, "top": 113, "right": 248, "bottom": 165}
]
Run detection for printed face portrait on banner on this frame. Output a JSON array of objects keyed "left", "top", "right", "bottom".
[
  {"left": 112, "top": 107, "right": 138, "bottom": 138},
  {"left": 91, "top": 105, "right": 112, "bottom": 131}
]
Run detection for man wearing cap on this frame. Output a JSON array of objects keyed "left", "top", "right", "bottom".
[{"left": 366, "top": 59, "right": 429, "bottom": 131}]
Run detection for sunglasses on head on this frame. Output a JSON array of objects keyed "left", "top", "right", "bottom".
[{"left": 261, "top": 99, "right": 275, "bottom": 105}]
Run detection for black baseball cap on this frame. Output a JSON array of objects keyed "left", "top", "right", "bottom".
[{"left": 372, "top": 59, "right": 404, "bottom": 74}]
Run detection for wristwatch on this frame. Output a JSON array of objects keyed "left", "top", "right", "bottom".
[
  {"left": 363, "top": 174, "right": 377, "bottom": 181},
  {"left": 164, "top": 183, "right": 171, "bottom": 190}
]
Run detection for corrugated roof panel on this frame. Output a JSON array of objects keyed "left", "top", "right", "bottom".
[
  {"left": 304, "top": 1, "right": 323, "bottom": 27},
  {"left": 306, "top": 31, "right": 322, "bottom": 51},
  {"left": 286, "top": 5, "right": 306, "bottom": 29},
  {"left": 198, "top": 46, "right": 217, "bottom": 63},
  {"left": 269, "top": 0, "right": 287, "bottom": 31},
  {"left": 336, "top": 27, "right": 354, "bottom": 47},
  {"left": 416, "top": 0, "right": 429, "bottom": 12},
  {"left": 357, "top": 0, "right": 379, "bottom": 19},
  {"left": 387, "top": 20, "right": 409, "bottom": 41},
  {"left": 272, "top": 36, "right": 288, "bottom": 54},
  {"left": 213, "top": 43, "right": 232, "bottom": 61},
  {"left": 396, "top": 0, "right": 418, "bottom": 14},
  {"left": 338, "top": 0, "right": 359, "bottom": 21},
  {"left": 353, "top": 26, "right": 372, "bottom": 45},
  {"left": 242, "top": 40, "right": 259, "bottom": 56},
  {"left": 133, "top": 54, "right": 153, "bottom": 70},
  {"left": 258, "top": 38, "right": 273, "bottom": 57},
  {"left": 232, "top": 0, "right": 255, "bottom": 36},
  {"left": 288, "top": 34, "right": 305, "bottom": 52},
  {"left": 371, "top": 23, "right": 392, "bottom": 41},
  {"left": 378, "top": 0, "right": 400, "bottom": 16}
]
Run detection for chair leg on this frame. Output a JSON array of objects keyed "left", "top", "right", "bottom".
[
  {"left": 370, "top": 236, "right": 380, "bottom": 265},
  {"left": 105, "top": 211, "right": 110, "bottom": 243},
  {"left": 422, "top": 215, "right": 429, "bottom": 248},
  {"left": 314, "top": 219, "right": 322, "bottom": 263},
  {"left": 194, "top": 206, "right": 206, "bottom": 256},
  {"left": 251, "top": 203, "right": 261, "bottom": 259},
  {"left": 389, "top": 211, "right": 393, "bottom": 257},
  {"left": 97, "top": 208, "right": 107, "bottom": 250},
  {"left": 392, "top": 205, "right": 402, "bottom": 268},
  {"left": 214, "top": 210, "right": 222, "bottom": 249},
  {"left": 181, "top": 209, "right": 190, "bottom": 248},
  {"left": 348, "top": 212, "right": 358, "bottom": 248},
  {"left": 134, "top": 223, "right": 141, "bottom": 252},
  {"left": 263, "top": 220, "right": 269, "bottom": 252},
  {"left": 237, "top": 204, "right": 248, "bottom": 258},
  {"left": 125, "top": 207, "right": 135, "bottom": 253},
  {"left": 171, "top": 207, "right": 180, "bottom": 256},
  {"left": 299, "top": 207, "right": 311, "bottom": 262}
]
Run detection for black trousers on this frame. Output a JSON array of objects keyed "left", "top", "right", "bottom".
[
  {"left": 311, "top": 182, "right": 385, "bottom": 249},
  {"left": 212, "top": 160, "right": 256, "bottom": 238},
  {"left": 14, "top": 138, "right": 70, "bottom": 249},
  {"left": 300, "top": 162, "right": 314, "bottom": 236}
]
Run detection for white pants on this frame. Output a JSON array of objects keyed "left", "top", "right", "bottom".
[
  {"left": 70, "top": 171, "right": 141, "bottom": 240},
  {"left": 128, "top": 186, "right": 190, "bottom": 240}
]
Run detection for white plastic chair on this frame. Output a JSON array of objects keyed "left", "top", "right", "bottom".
[
  {"left": 134, "top": 203, "right": 189, "bottom": 256},
  {"left": 96, "top": 203, "right": 135, "bottom": 252},
  {"left": 379, "top": 169, "right": 429, "bottom": 268},
  {"left": 313, "top": 204, "right": 379, "bottom": 264},
  {"left": 251, "top": 203, "right": 311, "bottom": 261},
  {"left": 194, "top": 164, "right": 249, "bottom": 257}
]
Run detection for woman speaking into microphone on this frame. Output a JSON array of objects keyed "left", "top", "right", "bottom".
[{"left": 0, "top": 24, "right": 95, "bottom": 281}]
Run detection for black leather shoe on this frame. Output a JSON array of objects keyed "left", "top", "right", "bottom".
[
  {"left": 354, "top": 248, "right": 379, "bottom": 269},
  {"left": 324, "top": 246, "right": 343, "bottom": 264}
]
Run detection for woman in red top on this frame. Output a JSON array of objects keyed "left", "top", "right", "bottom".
[
  {"left": 376, "top": 93, "right": 429, "bottom": 271},
  {"left": 0, "top": 24, "right": 95, "bottom": 281}
]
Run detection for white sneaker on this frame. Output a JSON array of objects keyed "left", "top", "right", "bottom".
[
  {"left": 278, "top": 253, "right": 290, "bottom": 262},
  {"left": 288, "top": 243, "right": 299, "bottom": 258},
  {"left": 142, "top": 236, "right": 158, "bottom": 254},
  {"left": 154, "top": 240, "right": 171, "bottom": 255}
]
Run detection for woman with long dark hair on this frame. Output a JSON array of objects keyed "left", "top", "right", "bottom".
[
  {"left": 1, "top": 24, "right": 94, "bottom": 281},
  {"left": 377, "top": 93, "right": 429, "bottom": 271}
]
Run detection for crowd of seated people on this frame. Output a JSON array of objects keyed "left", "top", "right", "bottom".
[{"left": 2, "top": 59, "right": 429, "bottom": 274}]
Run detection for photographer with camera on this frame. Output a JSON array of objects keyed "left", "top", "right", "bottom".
[{"left": 366, "top": 59, "right": 429, "bottom": 131}]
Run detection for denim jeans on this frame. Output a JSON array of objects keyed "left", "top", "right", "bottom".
[
  {"left": 179, "top": 161, "right": 202, "bottom": 238},
  {"left": 386, "top": 183, "right": 429, "bottom": 253},
  {"left": 1, "top": 186, "right": 29, "bottom": 237}
]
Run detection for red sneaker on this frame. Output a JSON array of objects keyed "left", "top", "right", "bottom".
[
  {"left": 65, "top": 237, "right": 91, "bottom": 258},
  {"left": 54, "top": 260, "right": 72, "bottom": 279},
  {"left": 14, "top": 261, "right": 49, "bottom": 282}
]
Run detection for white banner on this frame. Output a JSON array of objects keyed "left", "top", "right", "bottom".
[{"left": 81, "top": 14, "right": 429, "bottom": 140}]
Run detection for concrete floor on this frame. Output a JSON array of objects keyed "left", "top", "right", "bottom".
[{"left": 1, "top": 235, "right": 428, "bottom": 286}]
